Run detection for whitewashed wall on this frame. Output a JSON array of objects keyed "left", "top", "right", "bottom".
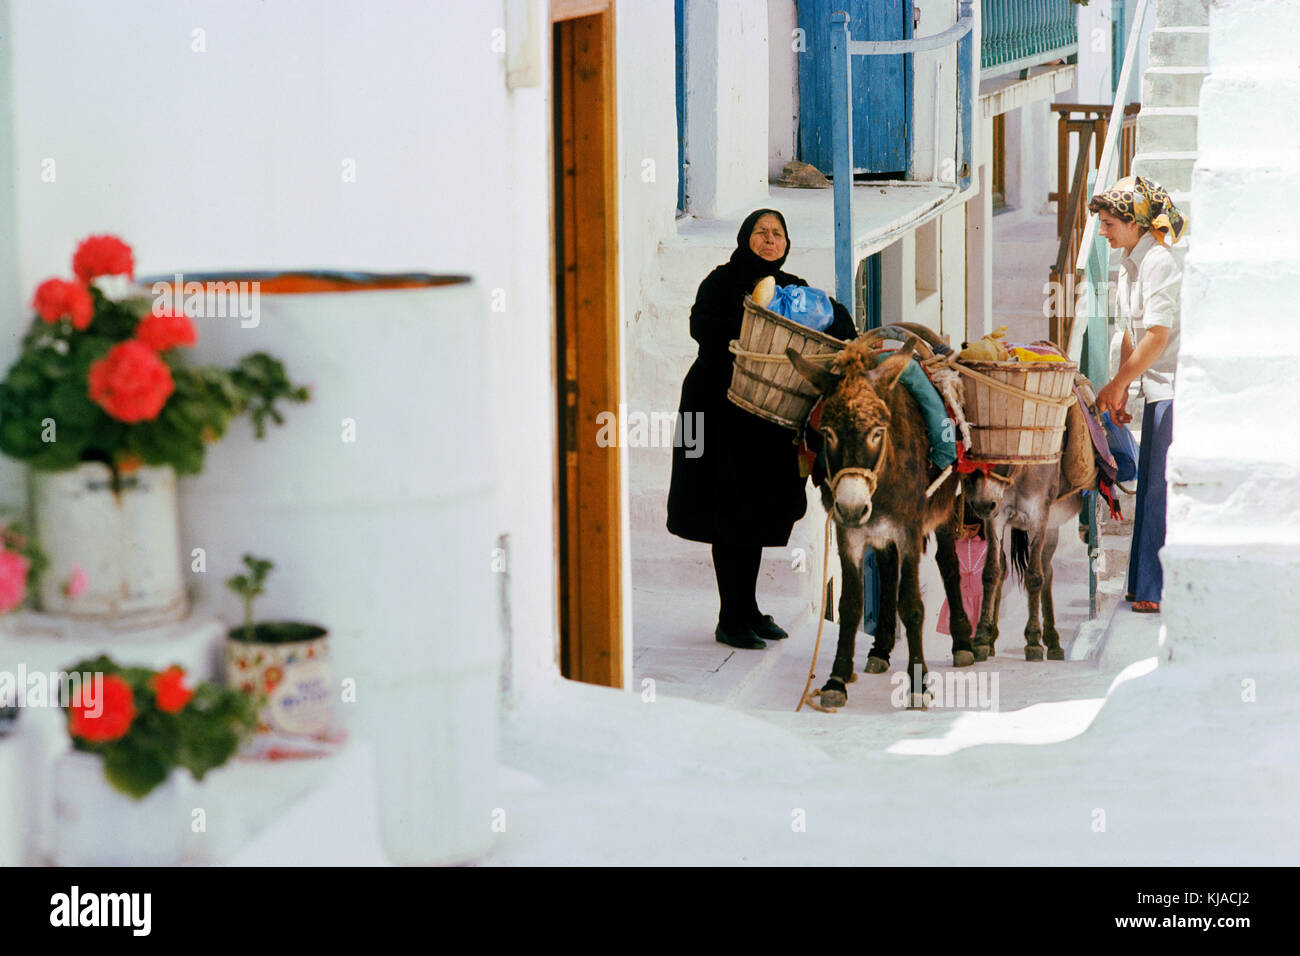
[
  {"left": 684, "top": 0, "right": 771, "bottom": 218},
  {"left": 1162, "top": 0, "right": 1300, "bottom": 654},
  {"left": 767, "top": 0, "right": 798, "bottom": 180},
  {"left": 1, "top": 0, "right": 560, "bottom": 701},
  {"left": 1074, "top": 0, "right": 1115, "bottom": 106},
  {"left": 913, "top": 1, "right": 959, "bottom": 183},
  {"left": 617, "top": 0, "right": 682, "bottom": 687}
]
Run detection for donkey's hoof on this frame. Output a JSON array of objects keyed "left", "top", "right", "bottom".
[
  {"left": 973, "top": 646, "right": 991, "bottom": 662},
  {"left": 1025, "top": 645, "right": 1045, "bottom": 662},
  {"left": 864, "top": 656, "right": 889, "bottom": 674},
  {"left": 820, "top": 682, "right": 848, "bottom": 709},
  {"left": 953, "top": 650, "right": 975, "bottom": 668},
  {"left": 1047, "top": 647, "right": 1065, "bottom": 661},
  {"left": 907, "top": 692, "right": 930, "bottom": 710}
]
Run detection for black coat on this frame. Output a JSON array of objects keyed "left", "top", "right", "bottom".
[{"left": 666, "top": 257, "right": 857, "bottom": 547}]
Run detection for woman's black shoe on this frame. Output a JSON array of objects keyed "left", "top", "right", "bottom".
[
  {"left": 715, "top": 622, "right": 766, "bottom": 650},
  {"left": 748, "top": 614, "right": 788, "bottom": 641}
]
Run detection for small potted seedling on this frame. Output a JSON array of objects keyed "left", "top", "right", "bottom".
[{"left": 224, "top": 554, "right": 333, "bottom": 744}]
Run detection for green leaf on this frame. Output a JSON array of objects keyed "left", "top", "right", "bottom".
[
  {"left": 50, "top": 379, "right": 98, "bottom": 427},
  {"left": 101, "top": 739, "right": 172, "bottom": 800}
]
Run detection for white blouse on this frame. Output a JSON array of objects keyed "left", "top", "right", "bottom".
[{"left": 1116, "top": 231, "right": 1182, "bottom": 402}]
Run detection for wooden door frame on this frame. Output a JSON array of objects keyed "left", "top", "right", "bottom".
[{"left": 551, "top": 0, "right": 623, "bottom": 688}]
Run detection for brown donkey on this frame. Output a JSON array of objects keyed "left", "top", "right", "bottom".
[
  {"left": 788, "top": 339, "right": 974, "bottom": 709},
  {"left": 963, "top": 400, "right": 1095, "bottom": 661}
]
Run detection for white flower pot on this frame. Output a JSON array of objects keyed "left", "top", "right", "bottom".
[
  {"left": 29, "top": 462, "right": 187, "bottom": 623},
  {"left": 52, "top": 750, "right": 183, "bottom": 866}
]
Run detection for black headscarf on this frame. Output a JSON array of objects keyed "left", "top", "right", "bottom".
[
  {"left": 728, "top": 208, "right": 792, "bottom": 287},
  {"left": 686, "top": 207, "right": 808, "bottom": 360}
]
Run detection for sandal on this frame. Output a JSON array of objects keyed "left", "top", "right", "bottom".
[{"left": 1131, "top": 601, "right": 1160, "bottom": 613}]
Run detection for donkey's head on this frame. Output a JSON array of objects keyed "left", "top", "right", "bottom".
[
  {"left": 963, "top": 465, "right": 1017, "bottom": 520},
  {"left": 788, "top": 339, "right": 915, "bottom": 527}
]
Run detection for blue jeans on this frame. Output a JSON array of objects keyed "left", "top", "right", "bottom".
[{"left": 1126, "top": 399, "right": 1173, "bottom": 604}]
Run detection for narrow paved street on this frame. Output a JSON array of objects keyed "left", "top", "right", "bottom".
[{"left": 632, "top": 210, "right": 1144, "bottom": 757}]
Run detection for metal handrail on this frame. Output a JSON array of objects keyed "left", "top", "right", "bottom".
[
  {"left": 848, "top": 17, "right": 972, "bottom": 55},
  {"left": 828, "top": 3, "right": 975, "bottom": 310}
]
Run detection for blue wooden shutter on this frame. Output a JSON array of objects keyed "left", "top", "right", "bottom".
[{"left": 797, "top": 0, "right": 913, "bottom": 177}]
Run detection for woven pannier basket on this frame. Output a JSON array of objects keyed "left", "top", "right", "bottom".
[
  {"left": 957, "top": 359, "right": 1079, "bottom": 463},
  {"left": 727, "top": 296, "right": 844, "bottom": 430}
]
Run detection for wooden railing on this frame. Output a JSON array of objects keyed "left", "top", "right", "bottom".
[
  {"left": 981, "top": 0, "right": 1079, "bottom": 79},
  {"left": 1049, "top": 103, "right": 1141, "bottom": 237},
  {"left": 1047, "top": 102, "right": 1140, "bottom": 347}
]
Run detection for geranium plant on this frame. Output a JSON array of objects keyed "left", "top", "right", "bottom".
[
  {"left": 63, "top": 654, "right": 258, "bottom": 799},
  {"left": 0, "top": 235, "right": 309, "bottom": 478},
  {"left": 0, "top": 518, "right": 47, "bottom": 616}
]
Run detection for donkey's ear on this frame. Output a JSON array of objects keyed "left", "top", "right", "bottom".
[
  {"left": 868, "top": 340, "right": 917, "bottom": 392},
  {"left": 786, "top": 348, "right": 842, "bottom": 394}
]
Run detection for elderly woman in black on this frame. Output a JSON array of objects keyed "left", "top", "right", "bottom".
[{"left": 666, "top": 208, "right": 857, "bottom": 649}]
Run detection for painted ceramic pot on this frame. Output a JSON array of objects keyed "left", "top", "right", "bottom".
[
  {"left": 52, "top": 749, "right": 182, "bottom": 866},
  {"left": 28, "top": 462, "right": 186, "bottom": 623},
  {"left": 225, "top": 622, "right": 333, "bottom": 737}
]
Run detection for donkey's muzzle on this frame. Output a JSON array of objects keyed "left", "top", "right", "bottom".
[{"left": 832, "top": 475, "right": 874, "bottom": 527}]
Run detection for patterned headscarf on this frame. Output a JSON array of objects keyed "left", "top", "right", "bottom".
[{"left": 1089, "top": 175, "right": 1187, "bottom": 245}]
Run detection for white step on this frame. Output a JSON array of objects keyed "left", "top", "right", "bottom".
[
  {"left": 1137, "top": 106, "right": 1199, "bottom": 153},
  {"left": 1208, "top": 0, "right": 1300, "bottom": 71},
  {"left": 1156, "top": 0, "right": 1210, "bottom": 28},
  {"left": 1142, "top": 66, "right": 1208, "bottom": 108},
  {"left": 1131, "top": 151, "right": 1198, "bottom": 193},
  {"left": 1180, "top": 241, "right": 1300, "bottom": 349},
  {"left": 1188, "top": 158, "right": 1300, "bottom": 243},
  {"left": 1198, "top": 70, "right": 1300, "bottom": 152},
  {"left": 1148, "top": 27, "right": 1209, "bottom": 68}
]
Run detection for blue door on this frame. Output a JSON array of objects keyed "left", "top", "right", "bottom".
[{"left": 797, "top": 0, "right": 913, "bottom": 177}]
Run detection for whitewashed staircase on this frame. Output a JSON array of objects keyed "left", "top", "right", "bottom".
[
  {"left": 1163, "top": 0, "right": 1300, "bottom": 655},
  {"left": 1131, "top": 0, "right": 1211, "bottom": 261}
]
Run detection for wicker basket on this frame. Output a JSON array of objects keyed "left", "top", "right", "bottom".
[
  {"left": 727, "top": 296, "right": 845, "bottom": 430},
  {"left": 956, "top": 358, "right": 1079, "bottom": 463}
]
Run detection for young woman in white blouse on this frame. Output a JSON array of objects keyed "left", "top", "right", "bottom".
[{"left": 1089, "top": 176, "right": 1187, "bottom": 614}]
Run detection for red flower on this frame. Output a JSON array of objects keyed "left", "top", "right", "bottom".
[
  {"left": 151, "top": 666, "right": 194, "bottom": 714},
  {"left": 262, "top": 666, "right": 284, "bottom": 693},
  {"left": 32, "top": 278, "right": 93, "bottom": 330},
  {"left": 136, "top": 310, "right": 197, "bottom": 351},
  {"left": 68, "top": 674, "right": 136, "bottom": 742},
  {"left": 87, "top": 341, "right": 175, "bottom": 422},
  {"left": 72, "top": 235, "right": 134, "bottom": 284}
]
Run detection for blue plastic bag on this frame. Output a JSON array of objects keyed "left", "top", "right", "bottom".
[
  {"left": 767, "top": 285, "right": 835, "bottom": 332},
  {"left": 1101, "top": 411, "right": 1139, "bottom": 482}
]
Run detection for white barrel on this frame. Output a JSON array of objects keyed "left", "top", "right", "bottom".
[
  {"left": 28, "top": 463, "right": 186, "bottom": 623},
  {"left": 148, "top": 272, "right": 500, "bottom": 865}
]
